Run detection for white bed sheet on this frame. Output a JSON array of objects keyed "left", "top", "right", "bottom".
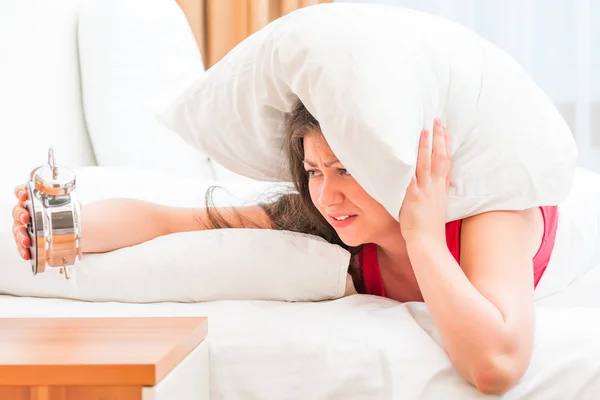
[{"left": 1, "top": 293, "right": 600, "bottom": 399}]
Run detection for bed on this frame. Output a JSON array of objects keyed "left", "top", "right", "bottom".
[
  {"left": 2, "top": 282, "right": 600, "bottom": 399},
  {"left": 3, "top": 162, "right": 598, "bottom": 399}
]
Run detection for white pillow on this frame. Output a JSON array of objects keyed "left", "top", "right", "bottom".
[
  {"left": 157, "top": 3, "right": 577, "bottom": 221},
  {"left": 0, "top": 229, "right": 351, "bottom": 303},
  {"left": 534, "top": 167, "right": 600, "bottom": 300},
  {"left": 0, "top": 166, "right": 354, "bottom": 302},
  {"left": 78, "top": 0, "right": 214, "bottom": 178}
]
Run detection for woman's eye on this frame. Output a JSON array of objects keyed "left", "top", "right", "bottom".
[
  {"left": 307, "top": 170, "right": 321, "bottom": 177},
  {"left": 339, "top": 168, "right": 350, "bottom": 176}
]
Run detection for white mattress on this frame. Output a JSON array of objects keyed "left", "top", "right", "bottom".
[{"left": 2, "top": 293, "right": 600, "bottom": 399}]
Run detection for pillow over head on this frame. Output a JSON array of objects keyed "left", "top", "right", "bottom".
[{"left": 158, "top": 3, "right": 577, "bottom": 221}]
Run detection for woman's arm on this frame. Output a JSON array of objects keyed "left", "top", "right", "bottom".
[
  {"left": 405, "top": 210, "right": 535, "bottom": 395},
  {"left": 81, "top": 198, "right": 270, "bottom": 254},
  {"left": 13, "top": 183, "right": 273, "bottom": 260},
  {"left": 399, "top": 120, "right": 535, "bottom": 394}
]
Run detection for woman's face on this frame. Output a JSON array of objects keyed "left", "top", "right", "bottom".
[{"left": 303, "top": 132, "right": 398, "bottom": 246}]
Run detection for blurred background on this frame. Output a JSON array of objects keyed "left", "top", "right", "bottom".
[{"left": 189, "top": 0, "right": 598, "bottom": 173}]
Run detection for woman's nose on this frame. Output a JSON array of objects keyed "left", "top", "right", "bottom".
[{"left": 317, "top": 177, "right": 343, "bottom": 208}]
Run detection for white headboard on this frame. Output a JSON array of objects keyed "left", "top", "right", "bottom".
[
  {"left": 0, "top": 0, "right": 96, "bottom": 179},
  {"left": 0, "top": 0, "right": 212, "bottom": 207}
]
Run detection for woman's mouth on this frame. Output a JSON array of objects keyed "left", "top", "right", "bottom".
[{"left": 329, "top": 214, "right": 357, "bottom": 228}]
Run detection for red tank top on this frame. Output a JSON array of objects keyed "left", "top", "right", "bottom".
[{"left": 359, "top": 206, "right": 559, "bottom": 297}]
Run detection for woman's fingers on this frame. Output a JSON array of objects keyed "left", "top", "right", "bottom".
[
  {"left": 415, "top": 128, "right": 431, "bottom": 186},
  {"left": 14, "top": 185, "right": 25, "bottom": 198},
  {"left": 444, "top": 123, "right": 452, "bottom": 159},
  {"left": 12, "top": 224, "right": 31, "bottom": 260},
  {"left": 444, "top": 123, "right": 453, "bottom": 190},
  {"left": 431, "top": 118, "right": 451, "bottom": 181},
  {"left": 14, "top": 185, "right": 28, "bottom": 206},
  {"left": 12, "top": 204, "right": 29, "bottom": 225},
  {"left": 14, "top": 225, "right": 30, "bottom": 248},
  {"left": 415, "top": 119, "right": 452, "bottom": 188},
  {"left": 12, "top": 186, "right": 32, "bottom": 261}
]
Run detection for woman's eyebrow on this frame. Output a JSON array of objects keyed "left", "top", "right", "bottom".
[{"left": 303, "top": 159, "right": 341, "bottom": 167}]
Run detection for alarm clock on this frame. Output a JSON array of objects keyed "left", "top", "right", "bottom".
[{"left": 25, "top": 148, "right": 82, "bottom": 279}]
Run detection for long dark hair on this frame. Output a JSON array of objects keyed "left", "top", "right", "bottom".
[{"left": 204, "top": 99, "right": 364, "bottom": 292}]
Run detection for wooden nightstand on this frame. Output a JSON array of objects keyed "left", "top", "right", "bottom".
[{"left": 0, "top": 317, "right": 209, "bottom": 399}]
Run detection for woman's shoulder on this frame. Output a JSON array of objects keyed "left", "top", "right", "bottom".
[
  {"left": 459, "top": 207, "right": 551, "bottom": 259},
  {"left": 461, "top": 207, "right": 551, "bottom": 226}
]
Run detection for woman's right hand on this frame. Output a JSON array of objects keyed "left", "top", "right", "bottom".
[{"left": 12, "top": 185, "right": 31, "bottom": 260}]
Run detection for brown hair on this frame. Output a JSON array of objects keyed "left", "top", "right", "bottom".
[{"left": 204, "top": 99, "right": 364, "bottom": 292}]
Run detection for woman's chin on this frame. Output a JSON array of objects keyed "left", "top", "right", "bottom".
[
  {"left": 337, "top": 232, "right": 366, "bottom": 247},
  {"left": 328, "top": 219, "right": 370, "bottom": 247}
]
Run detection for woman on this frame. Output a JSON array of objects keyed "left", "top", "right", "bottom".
[{"left": 11, "top": 100, "right": 558, "bottom": 395}]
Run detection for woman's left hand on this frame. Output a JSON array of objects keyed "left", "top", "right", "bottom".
[{"left": 399, "top": 118, "right": 452, "bottom": 245}]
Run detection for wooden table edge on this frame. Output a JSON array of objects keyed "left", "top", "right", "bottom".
[{"left": 0, "top": 317, "right": 209, "bottom": 387}]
